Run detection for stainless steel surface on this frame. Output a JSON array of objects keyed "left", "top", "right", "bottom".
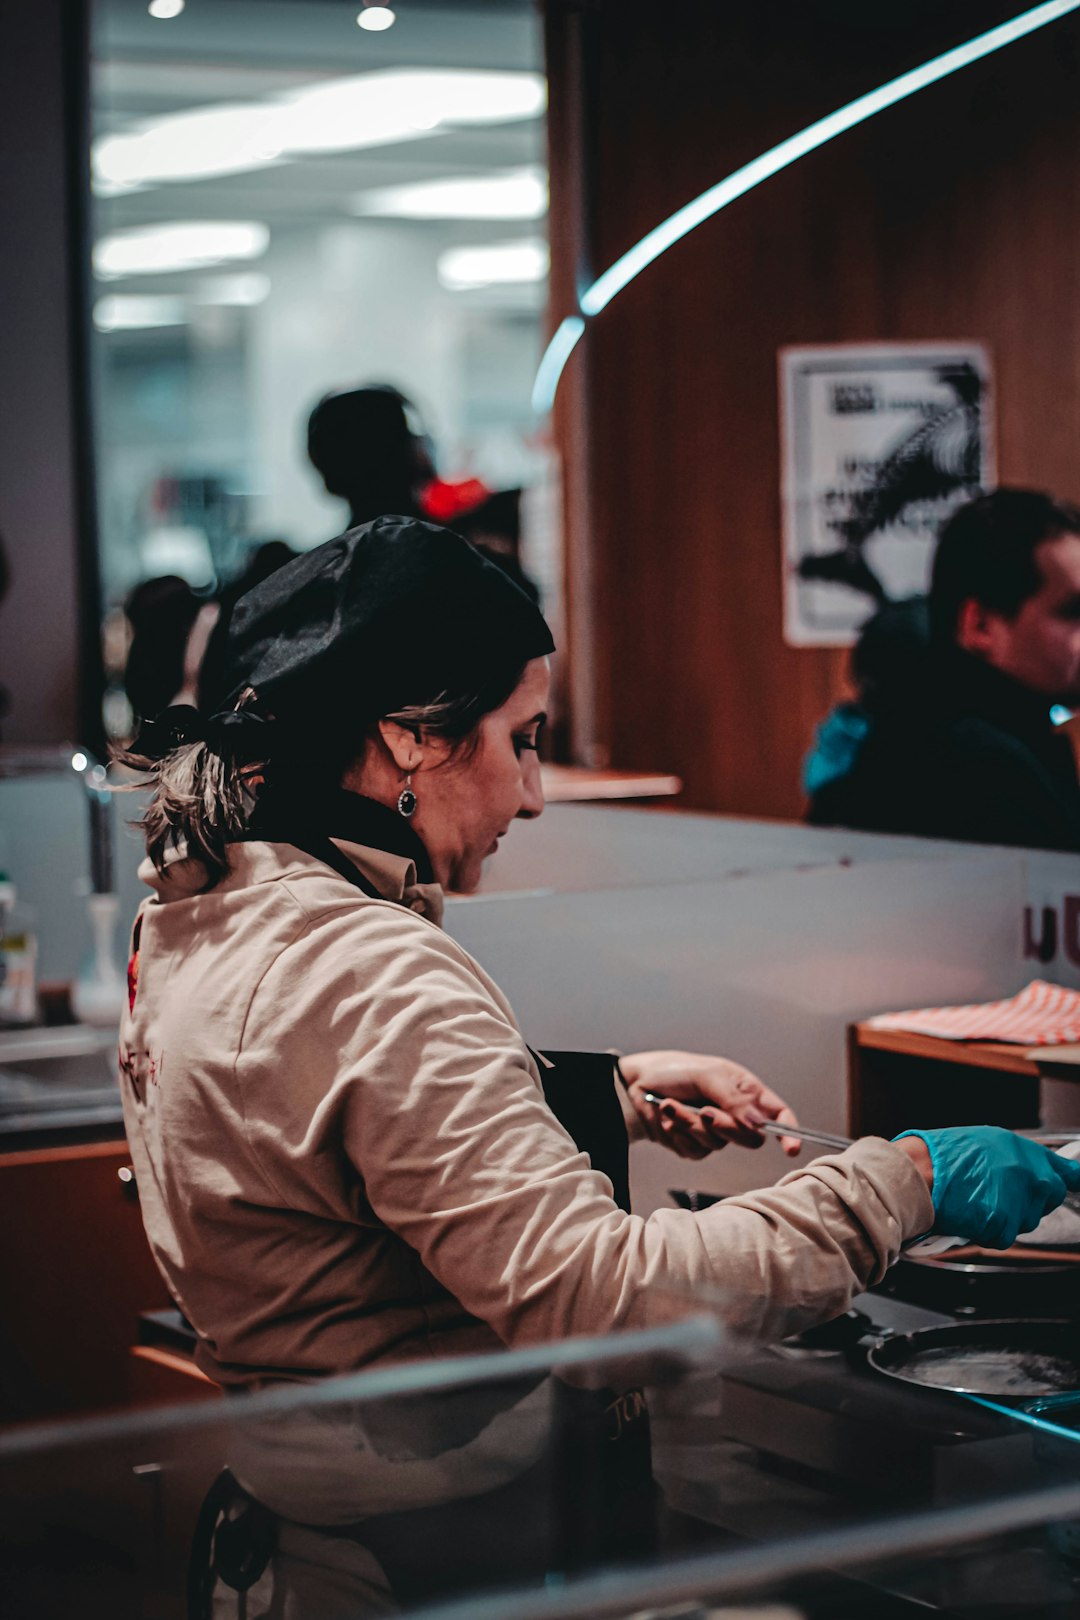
[
  {"left": 0, "top": 1025, "right": 116, "bottom": 1064},
  {"left": 0, "top": 1023, "right": 120, "bottom": 1136}
]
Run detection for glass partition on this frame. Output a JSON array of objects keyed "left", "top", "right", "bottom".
[
  {"left": 408, "top": 1476, "right": 1080, "bottom": 1620},
  {"left": 0, "top": 1314, "right": 722, "bottom": 1617},
  {"left": 6, "top": 1300, "right": 1080, "bottom": 1620},
  {"left": 89, "top": 0, "right": 558, "bottom": 743}
]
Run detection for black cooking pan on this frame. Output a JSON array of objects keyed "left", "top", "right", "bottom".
[
  {"left": 792, "top": 1310, "right": 1080, "bottom": 1425},
  {"left": 866, "top": 1318, "right": 1080, "bottom": 1406},
  {"left": 881, "top": 1246, "right": 1080, "bottom": 1320},
  {"left": 786, "top": 1308, "right": 1080, "bottom": 1405}
]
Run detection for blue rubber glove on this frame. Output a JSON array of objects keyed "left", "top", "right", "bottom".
[{"left": 895, "top": 1127, "right": 1080, "bottom": 1249}]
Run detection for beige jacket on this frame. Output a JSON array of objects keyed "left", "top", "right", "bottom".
[{"left": 119, "top": 839, "right": 932, "bottom": 1386}]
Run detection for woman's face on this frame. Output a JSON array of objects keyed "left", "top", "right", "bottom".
[{"left": 415, "top": 656, "right": 550, "bottom": 892}]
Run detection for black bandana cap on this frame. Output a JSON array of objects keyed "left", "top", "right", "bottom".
[
  {"left": 215, "top": 514, "right": 554, "bottom": 718},
  {"left": 133, "top": 703, "right": 274, "bottom": 763}
]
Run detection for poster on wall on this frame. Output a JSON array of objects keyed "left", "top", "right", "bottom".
[{"left": 779, "top": 342, "right": 993, "bottom": 647}]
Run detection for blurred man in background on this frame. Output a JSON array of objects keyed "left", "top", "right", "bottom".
[
  {"left": 307, "top": 383, "right": 539, "bottom": 601},
  {"left": 307, "top": 385, "right": 435, "bottom": 531},
  {"left": 806, "top": 488, "right": 1080, "bottom": 852}
]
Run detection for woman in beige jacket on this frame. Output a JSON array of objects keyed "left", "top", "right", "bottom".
[
  {"left": 120, "top": 514, "right": 1080, "bottom": 1385},
  {"left": 121, "top": 516, "right": 1080, "bottom": 1607}
]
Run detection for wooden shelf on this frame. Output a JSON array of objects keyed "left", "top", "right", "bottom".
[
  {"left": 129, "top": 1345, "right": 219, "bottom": 1407},
  {"left": 847, "top": 1021, "right": 1043, "bottom": 1140},
  {"left": 852, "top": 1024, "right": 1041, "bottom": 1078},
  {"left": 539, "top": 765, "right": 682, "bottom": 803}
]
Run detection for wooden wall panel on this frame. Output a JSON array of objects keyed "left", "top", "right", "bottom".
[
  {"left": 545, "top": 1, "right": 1080, "bottom": 817},
  {"left": 0, "top": 1140, "right": 170, "bottom": 1421}
]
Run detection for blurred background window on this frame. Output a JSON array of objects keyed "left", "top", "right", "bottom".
[{"left": 90, "top": 0, "right": 557, "bottom": 737}]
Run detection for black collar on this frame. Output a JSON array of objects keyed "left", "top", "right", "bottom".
[
  {"left": 248, "top": 785, "right": 434, "bottom": 883},
  {"left": 934, "top": 647, "right": 1060, "bottom": 741}
]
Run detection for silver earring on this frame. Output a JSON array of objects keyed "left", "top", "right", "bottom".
[{"left": 397, "top": 774, "right": 417, "bottom": 818}]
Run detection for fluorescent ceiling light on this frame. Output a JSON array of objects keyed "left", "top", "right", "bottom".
[
  {"left": 533, "top": 0, "right": 1080, "bottom": 412},
  {"left": 94, "top": 222, "right": 269, "bottom": 278},
  {"left": 357, "top": 5, "right": 395, "bottom": 30},
  {"left": 148, "top": 0, "right": 185, "bottom": 16},
  {"left": 276, "top": 70, "right": 544, "bottom": 155},
  {"left": 95, "top": 105, "right": 284, "bottom": 193},
  {"left": 94, "top": 295, "right": 187, "bottom": 331},
  {"left": 91, "top": 70, "right": 545, "bottom": 193},
  {"left": 194, "top": 272, "right": 271, "bottom": 306},
  {"left": 93, "top": 275, "right": 270, "bottom": 330},
  {"left": 271, "top": 79, "right": 444, "bottom": 156},
  {"left": 354, "top": 167, "right": 547, "bottom": 221},
  {"left": 439, "top": 238, "right": 549, "bottom": 291}
]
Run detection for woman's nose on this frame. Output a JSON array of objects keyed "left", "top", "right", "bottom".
[{"left": 516, "top": 752, "right": 545, "bottom": 819}]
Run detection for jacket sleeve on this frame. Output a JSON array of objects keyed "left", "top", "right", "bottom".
[{"left": 236, "top": 904, "right": 933, "bottom": 1348}]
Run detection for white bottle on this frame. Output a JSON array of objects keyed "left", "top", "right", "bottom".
[
  {"left": 72, "top": 892, "right": 126, "bottom": 1029},
  {"left": 0, "top": 874, "right": 13, "bottom": 1011}
]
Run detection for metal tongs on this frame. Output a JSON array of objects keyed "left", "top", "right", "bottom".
[
  {"left": 643, "top": 1095, "right": 1080, "bottom": 1213},
  {"left": 641, "top": 1093, "right": 1080, "bottom": 1154},
  {"left": 639, "top": 1092, "right": 849, "bottom": 1150}
]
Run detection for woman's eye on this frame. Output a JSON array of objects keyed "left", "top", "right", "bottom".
[{"left": 514, "top": 735, "right": 539, "bottom": 756}]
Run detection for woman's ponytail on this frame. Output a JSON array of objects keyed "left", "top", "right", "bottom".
[
  {"left": 116, "top": 738, "right": 255, "bottom": 886},
  {"left": 114, "top": 694, "right": 270, "bottom": 886}
]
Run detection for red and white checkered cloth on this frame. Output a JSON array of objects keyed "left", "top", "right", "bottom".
[{"left": 868, "top": 979, "right": 1080, "bottom": 1045}]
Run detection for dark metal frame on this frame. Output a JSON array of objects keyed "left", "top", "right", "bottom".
[{"left": 62, "top": 0, "right": 106, "bottom": 757}]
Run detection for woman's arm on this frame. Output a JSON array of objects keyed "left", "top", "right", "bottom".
[{"left": 237, "top": 907, "right": 934, "bottom": 1349}]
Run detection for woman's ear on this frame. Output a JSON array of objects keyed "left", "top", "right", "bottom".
[{"left": 376, "top": 719, "right": 425, "bottom": 773}]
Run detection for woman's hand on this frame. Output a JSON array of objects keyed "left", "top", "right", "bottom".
[{"left": 619, "top": 1050, "right": 802, "bottom": 1161}]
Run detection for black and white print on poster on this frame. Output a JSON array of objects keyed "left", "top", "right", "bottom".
[{"left": 779, "top": 342, "right": 993, "bottom": 646}]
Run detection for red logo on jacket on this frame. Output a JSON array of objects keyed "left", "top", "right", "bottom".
[{"left": 127, "top": 916, "right": 142, "bottom": 1013}]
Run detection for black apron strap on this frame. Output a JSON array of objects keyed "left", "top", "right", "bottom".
[
  {"left": 532, "top": 1049, "right": 632, "bottom": 1213},
  {"left": 526, "top": 1047, "right": 653, "bottom": 1567}
]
